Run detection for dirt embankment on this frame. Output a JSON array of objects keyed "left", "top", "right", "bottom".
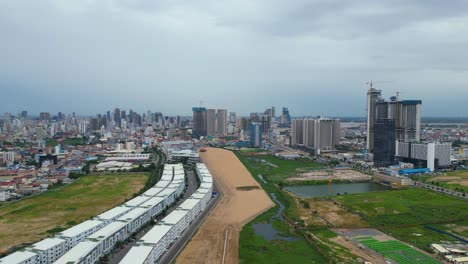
[{"left": 176, "top": 148, "right": 274, "bottom": 264}]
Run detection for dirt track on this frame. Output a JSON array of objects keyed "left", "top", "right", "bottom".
[{"left": 176, "top": 148, "right": 274, "bottom": 264}]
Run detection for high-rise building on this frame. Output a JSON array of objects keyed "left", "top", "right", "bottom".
[
  {"left": 90, "top": 118, "right": 99, "bottom": 132},
  {"left": 367, "top": 83, "right": 422, "bottom": 152},
  {"left": 395, "top": 141, "right": 451, "bottom": 171},
  {"left": 113, "top": 108, "right": 121, "bottom": 127},
  {"left": 279, "top": 107, "right": 291, "bottom": 126},
  {"left": 291, "top": 119, "right": 304, "bottom": 146},
  {"left": 373, "top": 119, "right": 396, "bottom": 167},
  {"left": 366, "top": 83, "right": 382, "bottom": 152},
  {"left": 229, "top": 112, "right": 236, "bottom": 123},
  {"left": 192, "top": 107, "right": 207, "bottom": 139},
  {"left": 39, "top": 112, "right": 51, "bottom": 121},
  {"left": 249, "top": 122, "right": 263, "bottom": 148},
  {"left": 216, "top": 109, "right": 227, "bottom": 137},
  {"left": 292, "top": 118, "right": 340, "bottom": 153},
  {"left": 206, "top": 109, "right": 216, "bottom": 136},
  {"left": 271, "top": 106, "right": 276, "bottom": 118},
  {"left": 206, "top": 109, "right": 227, "bottom": 137}
]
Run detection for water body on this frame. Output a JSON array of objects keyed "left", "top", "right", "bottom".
[
  {"left": 252, "top": 193, "right": 299, "bottom": 242},
  {"left": 285, "top": 182, "right": 390, "bottom": 198}
]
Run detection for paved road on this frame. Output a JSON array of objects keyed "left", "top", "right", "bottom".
[
  {"left": 107, "top": 167, "right": 200, "bottom": 264},
  {"left": 158, "top": 180, "right": 222, "bottom": 264}
]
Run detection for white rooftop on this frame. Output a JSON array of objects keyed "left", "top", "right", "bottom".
[
  {"left": 0, "top": 251, "right": 37, "bottom": 264},
  {"left": 54, "top": 241, "right": 99, "bottom": 264},
  {"left": 96, "top": 206, "right": 132, "bottom": 220},
  {"left": 119, "top": 245, "right": 153, "bottom": 264},
  {"left": 179, "top": 198, "right": 201, "bottom": 211},
  {"left": 191, "top": 193, "right": 206, "bottom": 199},
  {"left": 139, "top": 225, "right": 172, "bottom": 244},
  {"left": 143, "top": 187, "right": 164, "bottom": 196},
  {"left": 162, "top": 210, "right": 189, "bottom": 225},
  {"left": 200, "top": 182, "right": 213, "bottom": 189},
  {"left": 59, "top": 220, "right": 103, "bottom": 238},
  {"left": 88, "top": 221, "right": 127, "bottom": 240},
  {"left": 124, "top": 196, "right": 151, "bottom": 207},
  {"left": 30, "top": 237, "right": 65, "bottom": 251},
  {"left": 202, "top": 177, "right": 213, "bottom": 183},
  {"left": 197, "top": 188, "right": 210, "bottom": 194},
  {"left": 156, "top": 188, "right": 176, "bottom": 197},
  {"left": 118, "top": 207, "right": 148, "bottom": 222},
  {"left": 155, "top": 180, "right": 171, "bottom": 188},
  {"left": 139, "top": 196, "right": 164, "bottom": 208}
]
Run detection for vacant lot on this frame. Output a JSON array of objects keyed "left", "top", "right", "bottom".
[
  {"left": 0, "top": 173, "right": 147, "bottom": 252},
  {"left": 238, "top": 154, "right": 322, "bottom": 183},
  {"left": 336, "top": 188, "right": 468, "bottom": 226},
  {"left": 426, "top": 170, "right": 468, "bottom": 192},
  {"left": 176, "top": 148, "right": 274, "bottom": 264},
  {"left": 287, "top": 169, "right": 371, "bottom": 183}
]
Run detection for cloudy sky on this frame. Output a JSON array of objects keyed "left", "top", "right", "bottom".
[{"left": 1, "top": 0, "right": 467, "bottom": 117}]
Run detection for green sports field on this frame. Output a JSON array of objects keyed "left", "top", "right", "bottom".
[{"left": 355, "top": 237, "right": 440, "bottom": 264}]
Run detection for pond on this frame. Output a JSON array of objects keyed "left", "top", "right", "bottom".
[
  {"left": 252, "top": 193, "right": 299, "bottom": 242},
  {"left": 285, "top": 182, "right": 390, "bottom": 198}
]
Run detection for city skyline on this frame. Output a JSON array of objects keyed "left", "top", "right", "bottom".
[{"left": 1, "top": 1, "right": 468, "bottom": 117}]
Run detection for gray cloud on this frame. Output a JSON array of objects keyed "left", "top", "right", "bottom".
[{"left": 0, "top": 0, "right": 467, "bottom": 117}]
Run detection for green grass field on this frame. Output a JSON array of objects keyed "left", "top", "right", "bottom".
[
  {"left": 0, "top": 173, "right": 148, "bottom": 251},
  {"left": 238, "top": 153, "right": 322, "bottom": 183},
  {"left": 336, "top": 188, "right": 468, "bottom": 251},
  {"left": 355, "top": 237, "right": 440, "bottom": 264},
  {"left": 336, "top": 188, "right": 468, "bottom": 226}
]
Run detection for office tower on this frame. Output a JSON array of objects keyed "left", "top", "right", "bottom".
[
  {"left": 279, "top": 107, "right": 291, "bottom": 126},
  {"left": 192, "top": 107, "right": 207, "bottom": 139},
  {"left": 39, "top": 112, "right": 51, "bottom": 121},
  {"left": 216, "top": 109, "right": 227, "bottom": 137},
  {"left": 229, "top": 112, "right": 236, "bottom": 123},
  {"left": 206, "top": 109, "right": 216, "bottom": 136},
  {"left": 146, "top": 110, "right": 153, "bottom": 124},
  {"left": 36, "top": 126, "right": 44, "bottom": 142},
  {"left": 373, "top": 119, "right": 396, "bottom": 167},
  {"left": 113, "top": 108, "right": 121, "bottom": 127},
  {"left": 366, "top": 83, "right": 382, "bottom": 152},
  {"left": 206, "top": 109, "right": 227, "bottom": 137},
  {"left": 376, "top": 98, "right": 422, "bottom": 143},
  {"left": 291, "top": 119, "right": 304, "bottom": 146},
  {"left": 260, "top": 115, "right": 271, "bottom": 133},
  {"left": 250, "top": 112, "right": 260, "bottom": 122},
  {"left": 57, "top": 112, "right": 64, "bottom": 120},
  {"left": 293, "top": 118, "right": 340, "bottom": 153},
  {"left": 271, "top": 106, "right": 276, "bottom": 118},
  {"left": 90, "top": 118, "right": 99, "bottom": 132},
  {"left": 20, "top": 110, "right": 28, "bottom": 119},
  {"left": 367, "top": 84, "right": 422, "bottom": 153},
  {"left": 106, "top": 111, "right": 111, "bottom": 121},
  {"left": 79, "top": 121, "right": 88, "bottom": 134},
  {"left": 395, "top": 141, "right": 451, "bottom": 171},
  {"left": 249, "top": 122, "right": 263, "bottom": 148}
]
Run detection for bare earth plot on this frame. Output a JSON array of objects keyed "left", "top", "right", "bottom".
[
  {"left": 286, "top": 169, "right": 371, "bottom": 182},
  {"left": 0, "top": 173, "right": 147, "bottom": 253},
  {"left": 176, "top": 148, "right": 274, "bottom": 264}
]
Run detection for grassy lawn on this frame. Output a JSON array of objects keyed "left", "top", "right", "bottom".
[
  {"left": 423, "top": 170, "right": 468, "bottom": 193},
  {"left": 335, "top": 188, "right": 468, "bottom": 226},
  {"left": 238, "top": 153, "right": 323, "bottom": 183},
  {"left": 0, "top": 173, "right": 148, "bottom": 251},
  {"left": 336, "top": 188, "right": 468, "bottom": 251}
]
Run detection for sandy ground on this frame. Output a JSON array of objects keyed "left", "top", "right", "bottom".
[
  {"left": 287, "top": 169, "right": 372, "bottom": 182},
  {"left": 176, "top": 148, "right": 274, "bottom": 264}
]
